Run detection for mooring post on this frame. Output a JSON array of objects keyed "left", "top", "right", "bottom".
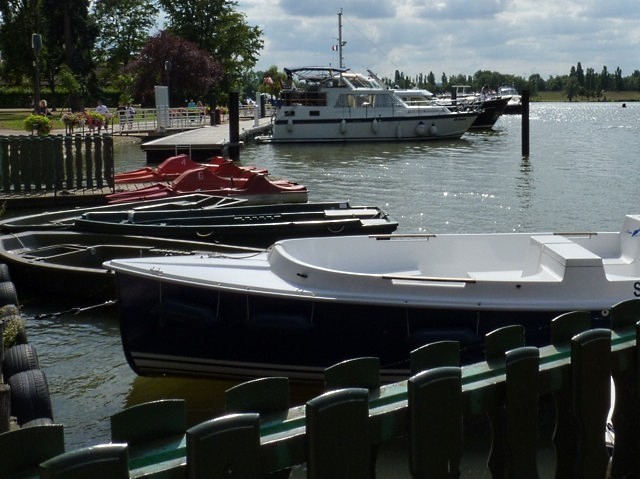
[
  {"left": 228, "top": 91, "right": 240, "bottom": 161},
  {"left": 522, "top": 89, "right": 530, "bottom": 157}
]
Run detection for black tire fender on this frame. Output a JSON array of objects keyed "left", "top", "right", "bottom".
[
  {"left": 0, "top": 263, "right": 11, "bottom": 282},
  {"left": 8, "top": 369, "right": 53, "bottom": 425},
  {"left": 0, "top": 281, "right": 18, "bottom": 307},
  {"left": 3, "top": 343, "right": 40, "bottom": 380}
]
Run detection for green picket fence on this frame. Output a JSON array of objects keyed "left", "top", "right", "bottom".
[
  {"left": 4, "top": 299, "right": 640, "bottom": 478},
  {"left": 0, "top": 134, "right": 114, "bottom": 193}
]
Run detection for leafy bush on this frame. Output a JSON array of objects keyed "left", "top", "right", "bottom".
[{"left": 23, "top": 113, "right": 52, "bottom": 135}]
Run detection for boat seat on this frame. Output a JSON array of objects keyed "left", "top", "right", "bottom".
[
  {"left": 305, "top": 388, "right": 373, "bottom": 478},
  {"left": 225, "top": 376, "right": 290, "bottom": 417},
  {"left": 39, "top": 443, "right": 129, "bottom": 479},
  {"left": 522, "top": 235, "right": 603, "bottom": 279},
  {"left": 186, "top": 413, "right": 262, "bottom": 479},
  {"left": 408, "top": 367, "right": 463, "bottom": 476},
  {"left": 410, "top": 341, "right": 461, "bottom": 375},
  {"left": 111, "top": 399, "right": 186, "bottom": 445},
  {"left": 0, "top": 424, "right": 65, "bottom": 478},
  {"left": 324, "top": 357, "right": 380, "bottom": 392},
  {"left": 542, "top": 241, "right": 602, "bottom": 267}
]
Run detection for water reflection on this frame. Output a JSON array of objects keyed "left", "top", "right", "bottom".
[{"left": 25, "top": 101, "right": 640, "bottom": 449}]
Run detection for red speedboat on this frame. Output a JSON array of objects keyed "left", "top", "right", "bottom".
[
  {"left": 107, "top": 168, "right": 308, "bottom": 205},
  {"left": 114, "top": 154, "right": 267, "bottom": 184}
]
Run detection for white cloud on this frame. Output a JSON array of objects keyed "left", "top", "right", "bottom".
[{"left": 237, "top": 0, "right": 640, "bottom": 79}]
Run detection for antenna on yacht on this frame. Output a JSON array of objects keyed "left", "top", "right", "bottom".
[{"left": 337, "top": 9, "right": 346, "bottom": 68}]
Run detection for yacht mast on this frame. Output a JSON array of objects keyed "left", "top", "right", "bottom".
[{"left": 338, "top": 9, "right": 345, "bottom": 68}]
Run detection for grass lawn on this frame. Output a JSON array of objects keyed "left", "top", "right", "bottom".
[{"left": 0, "top": 109, "right": 63, "bottom": 131}]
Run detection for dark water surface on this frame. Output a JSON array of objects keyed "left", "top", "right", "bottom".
[{"left": 20, "top": 103, "right": 639, "bottom": 464}]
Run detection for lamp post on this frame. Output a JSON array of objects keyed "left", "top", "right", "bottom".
[
  {"left": 32, "top": 33, "right": 42, "bottom": 108},
  {"left": 164, "top": 60, "right": 172, "bottom": 107}
]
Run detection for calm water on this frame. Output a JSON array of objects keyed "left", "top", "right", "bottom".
[{"left": 20, "top": 102, "right": 640, "bottom": 451}]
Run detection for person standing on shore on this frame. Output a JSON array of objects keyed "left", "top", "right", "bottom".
[{"left": 34, "top": 99, "right": 48, "bottom": 115}]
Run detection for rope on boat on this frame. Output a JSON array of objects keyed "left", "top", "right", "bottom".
[{"left": 33, "top": 299, "right": 117, "bottom": 319}]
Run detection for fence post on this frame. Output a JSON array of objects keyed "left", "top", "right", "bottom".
[
  {"left": 42, "top": 136, "right": 54, "bottom": 190},
  {"left": 63, "top": 135, "right": 73, "bottom": 189},
  {"left": 505, "top": 346, "right": 539, "bottom": 478},
  {"left": 608, "top": 300, "right": 640, "bottom": 477},
  {"left": 0, "top": 137, "right": 9, "bottom": 193},
  {"left": 74, "top": 135, "right": 83, "bottom": 188},
  {"left": 9, "top": 136, "right": 21, "bottom": 192},
  {"left": 103, "top": 135, "right": 114, "bottom": 188},
  {"left": 408, "top": 367, "right": 462, "bottom": 478},
  {"left": 53, "top": 135, "right": 64, "bottom": 190},
  {"left": 84, "top": 135, "right": 93, "bottom": 188},
  {"left": 94, "top": 134, "right": 103, "bottom": 188},
  {"left": 571, "top": 329, "right": 612, "bottom": 478}
]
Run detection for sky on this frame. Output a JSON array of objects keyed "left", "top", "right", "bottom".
[{"left": 235, "top": 0, "right": 640, "bottom": 81}]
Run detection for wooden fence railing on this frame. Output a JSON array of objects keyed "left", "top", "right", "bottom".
[
  {"left": 4, "top": 299, "right": 640, "bottom": 478},
  {"left": 0, "top": 134, "right": 114, "bottom": 194}
]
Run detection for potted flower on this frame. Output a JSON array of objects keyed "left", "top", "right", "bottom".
[
  {"left": 24, "top": 114, "right": 52, "bottom": 135},
  {"left": 61, "top": 112, "right": 84, "bottom": 133},
  {"left": 83, "top": 111, "right": 105, "bottom": 131}
]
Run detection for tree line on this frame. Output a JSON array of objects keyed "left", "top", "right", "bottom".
[
  {"left": 1, "top": 1, "right": 639, "bottom": 110},
  {"left": 390, "top": 62, "right": 640, "bottom": 100},
  {"left": 0, "top": 0, "right": 262, "bottom": 110}
]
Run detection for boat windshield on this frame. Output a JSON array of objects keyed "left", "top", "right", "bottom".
[
  {"left": 340, "top": 73, "right": 383, "bottom": 89},
  {"left": 334, "top": 92, "right": 402, "bottom": 108},
  {"left": 499, "top": 86, "right": 518, "bottom": 95}
]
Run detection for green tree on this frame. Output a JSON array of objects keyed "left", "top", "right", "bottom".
[
  {"left": 575, "top": 62, "right": 584, "bottom": 87},
  {"left": 125, "top": 30, "right": 223, "bottom": 106},
  {"left": 599, "top": 65, "right": 609, "bottom": 92},
  {"left": 0, "top": 0, "right": 42, "bottom": 85},
  {"left": 90, "top": 0, "right": 159, "bottom": 84},
  {"left": 565, "top": 76, "right": 579, "bottom": 101},
  {"left": 41, "top": 0, "right": 98, "bottom": 108},
  {"left": 427, "top": 72, "right": 435, "bottom": 88},
  {"left": 158, "top": 0, "right": 263, "bottom": 94},
  {"left": 614, "top": 67, "right": 623, "bottom": 91},
  {"left": 257, "top": 66, "right": 287, "bottom": 99}
]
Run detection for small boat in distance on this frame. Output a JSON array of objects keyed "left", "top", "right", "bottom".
[
  {"left": 435, "top": 85, "right": 511, "bottom": 128},
  {"left": 267, "top": 67, "right": 478, "bottom": 143},
  {"left": 105, "top": 214, "right": 640, "bottom": 383},
  {"left": 498, "top": 85, "right": 523, "bottom": 114}
]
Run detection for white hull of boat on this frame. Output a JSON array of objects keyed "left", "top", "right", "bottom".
[
  {"left": 107, "top": 215, "right": 640, "bottom": 312},
  {"left": 272, "top": 112, "right": 477, "bottom": 143},
  {"left": 105, "top": 215, "right": 640, "bottom": 381}
]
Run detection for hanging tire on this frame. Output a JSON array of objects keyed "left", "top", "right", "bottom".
[
  {"left": 3, "top": 343, "right": 40, "bottom": 380},
  {"left": 0, "top": 263, "right": 11, "bottom": 282},
  {"left": 0, "top": 281, "right": 18, "bottom": 307},
  {"left": 8, "top": 369, "right": 53, "bottom": 426}
]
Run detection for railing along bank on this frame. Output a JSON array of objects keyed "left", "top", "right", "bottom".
[
  {"left": 0, "top": 134, "right": 114, "bottom": 193},
  {"left": 6, "top": 299, "right": 640, "bottom": 478}
]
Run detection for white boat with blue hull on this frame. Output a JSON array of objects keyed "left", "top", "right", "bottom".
[
  {"left": 269, "top": 67, "right": 478, "bottom": 143},
  {"left": 105, "top": 215, "right": 640, "bottom": 383}
]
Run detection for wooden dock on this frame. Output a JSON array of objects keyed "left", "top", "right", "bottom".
[{"left": 141, "top": 117, "right": 272, "bottom": 162}]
